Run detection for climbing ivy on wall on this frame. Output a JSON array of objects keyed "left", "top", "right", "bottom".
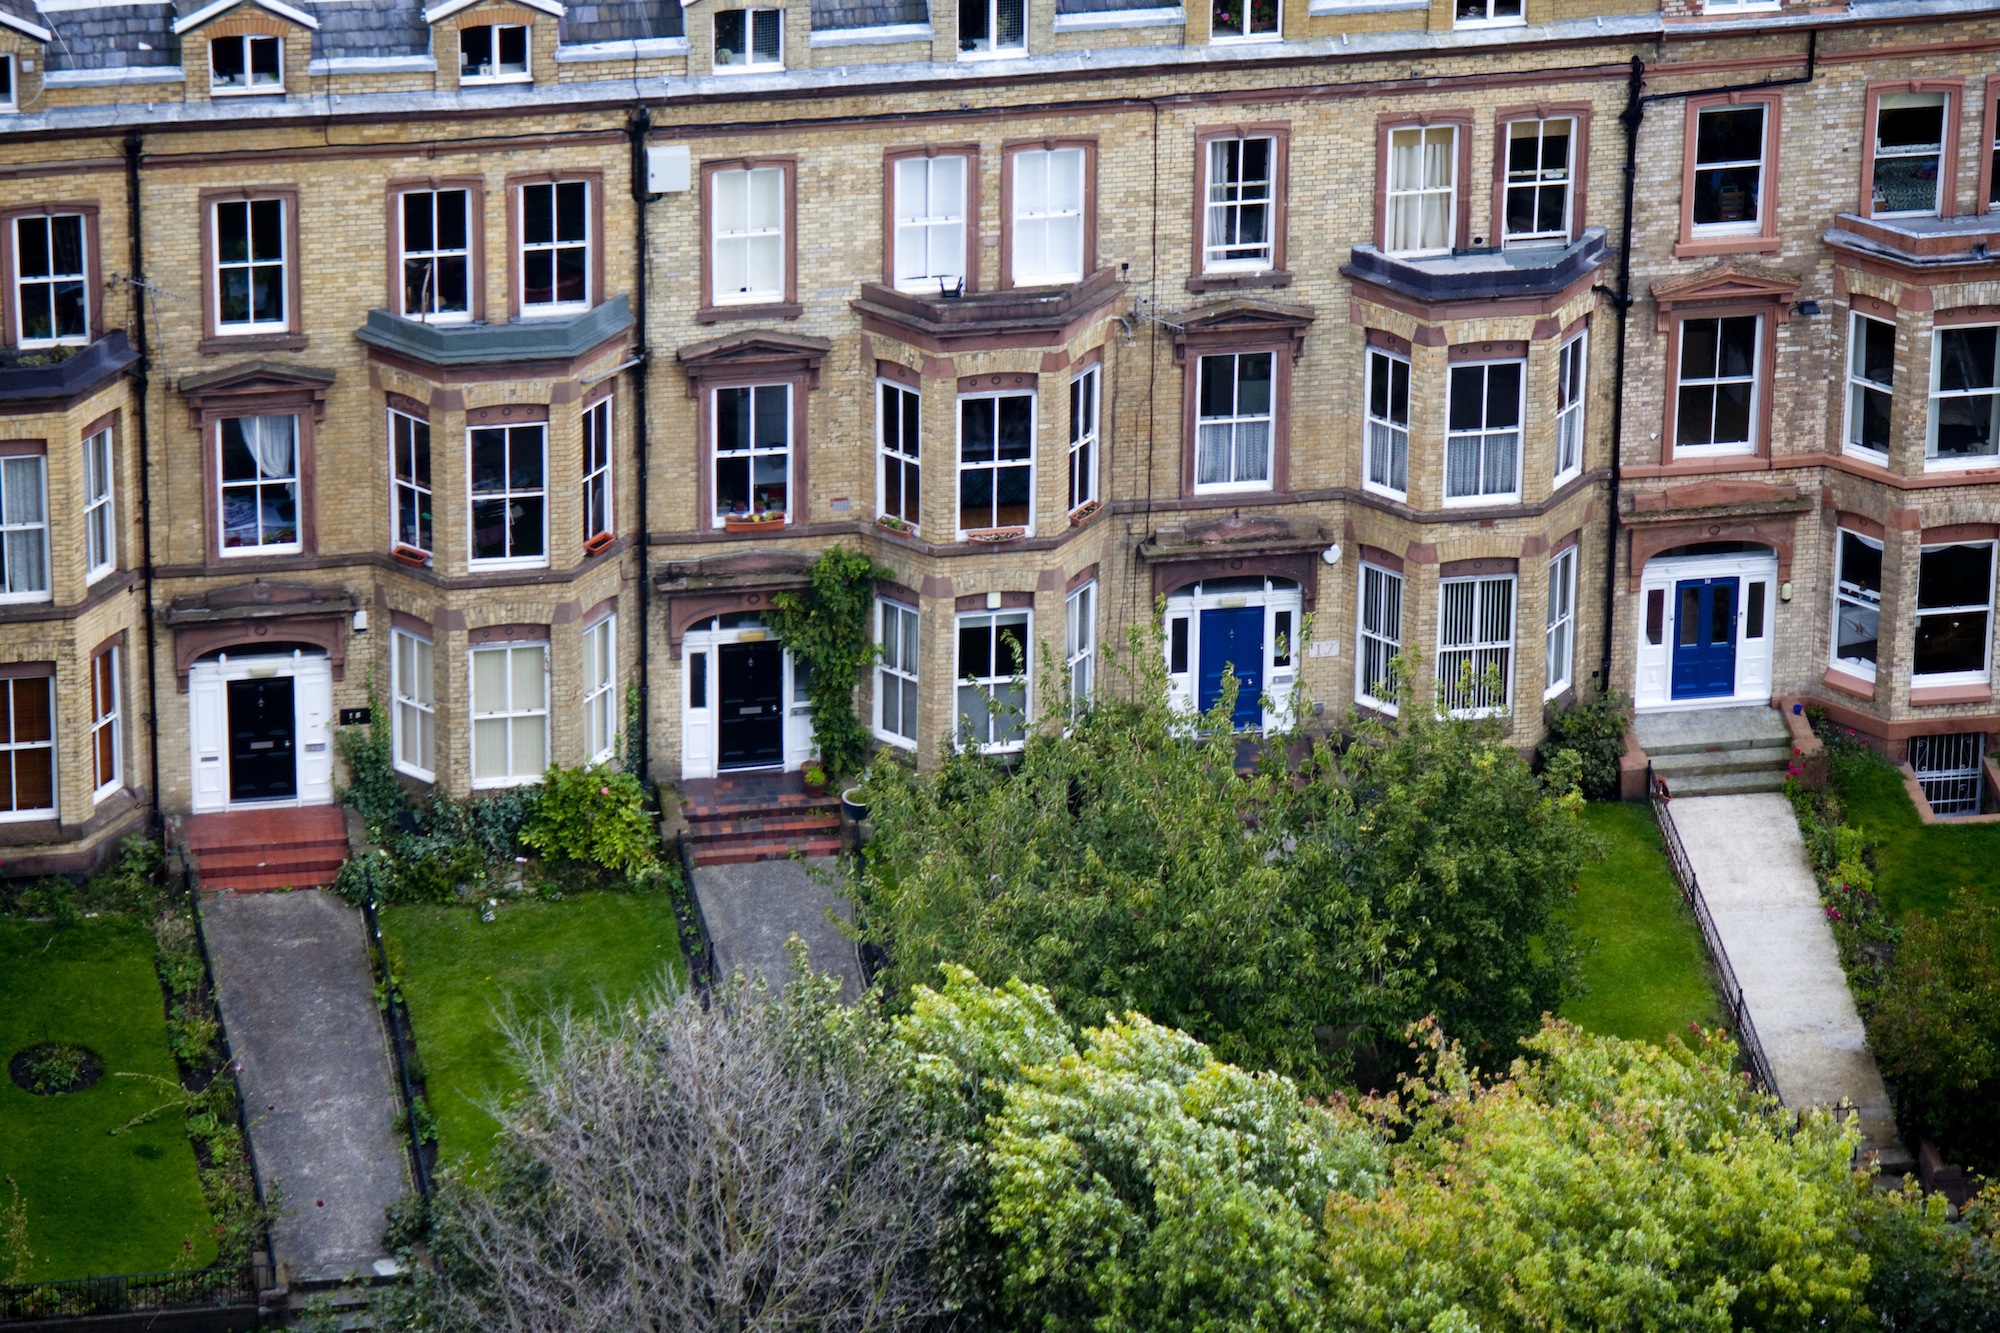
[{"left": 765, "top": 546, "right": 889, "bottom": 782}]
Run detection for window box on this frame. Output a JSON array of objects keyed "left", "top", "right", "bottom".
[
  {"left": 875, "top": 514, "right": 915, "bottom": 535},
  {"left": 392, "top": 543, "right": 430, "bottom": 568},
  {"left": 723, "top": 512, "right": 787, "bottom": 534},
  {"left": 1068, "top": 499, "right": 1102, "bottom": 526},
  {"left": 583, "top": 531, "right": 615, "bottom": 557},
  {"left": 964, "top": 525, "right": 1026, "bottom": 544}
]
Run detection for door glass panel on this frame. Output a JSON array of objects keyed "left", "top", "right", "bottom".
[
  {"left": 1679, "top": 587, "right": 1700, "bottom": 646},
  {"left": 1710, "top": 584, "right": 1734, "bottom": 644},
  {"left": 1745, "top": 582, "right": 1766, "bottom": 639},
  {"left": 689, "top": 651, "right": 707, "bottom": 708},
  {"left": 1646, "top": 589, "right": 1665, "bottom": 645}
]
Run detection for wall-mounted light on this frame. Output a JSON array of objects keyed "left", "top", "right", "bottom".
[
  {"left": 1321, "top": 542, "right": 1343, "bottom": 566},
  {"left": 353, "top": 609, "right": 369, "bottom": 632},
  {"left": 1779, "top": 582, "right": 1793, "bottom": 602},
  {"left": 1794, "top": 300, "right": 1823, "bottom": 317}
]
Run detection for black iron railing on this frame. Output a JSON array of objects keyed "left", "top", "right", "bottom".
[
  {"left": 0, "top": 1261, "right": 269, "bottom": 1319},
  {"left": 360, "top": 894, "right": 433, "bottom": 1203},
  {"left": 1648, "top": 774, "right": 1780, "bottom": 1097}
]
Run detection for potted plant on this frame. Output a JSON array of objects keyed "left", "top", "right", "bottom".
[
  {"left": 392, "top": 543, "right": 430, "bottom": 568},
  {"left": 840, "top": 783, "right": 868, "bottom": 823},
  {"left": 723, "top": 510, "right": 786, "bottom": 535},
  {"left": 965, "top": 525, "right": 1027, "bottom": 544},
  {"left": 800, "top": 761, "right": 828, "bottom": 796},
  {"left": 1068, "top": 499, "right": 1102, "bottom": 526},
  {"left": 875, "top": 514, "right": 914, "bottom": 536}
]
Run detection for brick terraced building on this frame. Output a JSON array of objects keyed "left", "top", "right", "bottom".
[{"left": 0, "top": 0, "right": 1996, "bottom": 868}]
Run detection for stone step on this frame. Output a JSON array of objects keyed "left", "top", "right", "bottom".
[
  {"left": 1633, "top": 706, "right": 1791, "bottom": 758},
  {"left": 1658, "top": 768, "right": 1791, "bottom": 798},
  {"left": 195, "top": 844, "right": 348, "bottom": 872},
  {"left": 683, "top": 791, "right": 841, "bottom": 823},
  {"left": 1648, "top": 744, "right": 1794, "bottom": 779},
  {"left": 694, "top": 835, "right": 845, "bottom": 866},
  {"left": 687, "top": 811, "right": 842, "bottom": 843}
]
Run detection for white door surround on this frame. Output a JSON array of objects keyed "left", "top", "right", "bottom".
[
  {"left": 680, "top": 614, "right": 817, "bottom": 781},
  {"left": 187, "top": 649, "right": 336, "bottom": 813},
  {"left": 1162, "top": 576, "right": 1303, "bottom": 731},
  {"left": 1633, "top": 550, "right": 1778, "bottom": 712}
]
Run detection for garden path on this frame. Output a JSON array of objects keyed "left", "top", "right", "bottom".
[
  {"left": 1668, "top": 792, "right": 1910, "bottom": 1170},
  {"left": 202, "top": 890, "right": 408, "bottom": 1284},
  {"left": 690, "top": 857, "right": 862, "bottom": 1001}
]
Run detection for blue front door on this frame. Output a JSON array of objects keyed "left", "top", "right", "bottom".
[
  {"left": 1198, "top": 607, "right": 1264, "bottom": 726},
  {"left": 1671, "top": 577, "right": 1739, "bottom": 699}
]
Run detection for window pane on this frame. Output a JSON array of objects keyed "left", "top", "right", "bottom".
[{"left": 1918, "top": 543, "right": 1994, "bottom": 610}]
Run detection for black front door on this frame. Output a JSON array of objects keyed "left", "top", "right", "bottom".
[
  {"left": 227, "top": 677, "right": 298, "bottom": 802},
  {"left": 716, "top": 642, "right": 784, "bottom": 770}
]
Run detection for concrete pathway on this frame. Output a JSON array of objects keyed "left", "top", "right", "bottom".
[
  {"left": 202, "top": 890, "right": 407, "bottom": 1284},
  {"left": 1668, "top": 793, "right": 1909, "bottom": 1167},
  {"left": 689, "top": 857, "right": 862, "bottom": 1001}
]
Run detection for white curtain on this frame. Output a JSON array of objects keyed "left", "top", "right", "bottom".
[
  {"left": 1, "top": 456, "right": 47, "bottom": 596},
  {"left": 245, "top": 415, "right": 296, "bottom": 481}
]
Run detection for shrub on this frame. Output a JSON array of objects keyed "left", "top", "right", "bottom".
[
  {"left": 519, "top": 765, "right": 659, "bottom": 877},
  {"left": 1536, "top": 691, "right": 1628, "bottom": 800},
  {"left": 764, "top": 546, "right": 890, "bottom": 781},
  {"left": 336, "top": 676, "right": 409, "bottom": 834}
]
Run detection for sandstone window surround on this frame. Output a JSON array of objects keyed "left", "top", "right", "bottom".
[
  {"left": 82, "top": 420, "right": 116, "bottom": 583},
  {"left": 676, "top": 330, "right": 825, "bottom": 530},
  {"left": 209, "top": 33, "right": 282, "bottom": 94},
  {"left": 699, "top": 157, "right": 800, "bottom": 323},
  {"left": 582, "top": 609, "right": 616, "bottom": 764},
  {"left": 1651, "top": 267, "right": 1795, "bottom": 463},
  {"left": 1831, "top": 525, "right": 1883, "bottom": 682},
  {"left": 713, "top": 383, "right": 793, "bottom": 528},
  {"left": 0, "top": 666, "right": 56, "bottom": 821},
  {"left": 956, "top": 380, "right": 1035, "bottom": 537},
  {"left": 1001, "top": 140, "right": 1096, "bottom": 290},
  {"left": 1356, "top": 556, "right": 1403, "bottom": 713},
  {"left": 181, "top": 362, "right": 330, "bottom": 562},
  {"left": 5, "top": 206, "right": 98, "bottom": 349},
  {"left": 467, "top": 407, "right": 549, "bottom": 569},
  {"left": 1444, "top": 347, "right": 1524, "bottom": 505},
  {"left": 1438, "top": 567, "right": 1516, "bottom": 717},
  {"left": 582, "top": 393, "right": 613, "bottom": 551},
  {"left": 1376, "top": 113, "right": 1473, "bottom": 258},
  {"left": 713, "top": 7, "right": 782, "bottom": 69},
  {"left": 875, "top": 597, "right": 918, "bottom": 748},
  {"left": 391, "top": 622, "right": 436, "bottom": 781},
  {"left": 199, "top": 186, "right": 303, "bottom": 354},
  {"left": 1844, "top": 310, "right": 1896, "bottom": 463},
  {"left": 510, "top": 175, "right": 597, "bottom": 318},
  {"left": 1494, "top": 106, "right": 1590, "bottom": 249},
  {"left": 1555, "top": 328, "right": 1587, "bottom": 485},
  {"left": 217, "top": 414, "right": 302, "bottom": 556},
  {"left": 1193, "top": 351, "right": 1274, "bottom": 495},
  {"left": 1979, "top": 76, "right": 2000, "bottom": 214},
  {"left": 469, "top": 636, "right": 548, "bottom": 787},
  {"left": 956, "top": 606, "right": 1031, "bottom": 753},
  {"left": 1860, "top": 80, "right": 1963, "bottom": 222},
  {"left": 1068, "top": 360, "right": 1100, "bottom": 514},
  {"left": 460, "top": 21, "right": 530, "bottom": 82},
  {"left": 959, "top": 0, "right": 1025, "bottom": 59},
  {"left": 1192, "top": 124, "right": 1289, "bottom": 291},
  {"left": 1363, "top": 336, "right": 1410, "bottom": 500},
  {"left": 885, "top": 145, "right": 977, "bottom": 295},
  {"left": 1678, "top": 92, "right": 1782, "bottom": 259},
  {"left": 1172, "top": 303, "right": 1309, "bottom": 499},
  {"left": 876, "top": 371, "right": 921, "bottom": 532},
  {"left": 0, "top": 441, "right": 48, "bottom": 602},
  {"left": 389, "top": 405, "right": 433, "bottom": 560},
  {"left": 392, "top": 180, "right": 482, "bottom": 324},
  {"left": 1545, "top": 543, "right": 1577, "bottom": 699},
  {"left": 89, "top": 639, "right": 122, "bottom": 802}
]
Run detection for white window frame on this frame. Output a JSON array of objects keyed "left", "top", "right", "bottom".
[
  {"left": 216, "top": 415, "right": 300, "bottom": 557},
  {"left": 1555, "top": 330, "right": 1587, "bottom": 485},
  {"left": 1210, "top": 0, "right": 1279, "bottom": 41},
  {"left": 1009, "top": 147, "right": 1085, "bottom": 287},
  {"left": 713, "top": 383, "right": 793, "bottom": 526},
  {"left": 89, "top": 645, "right": 121, "bottom": 801},
  {"left": 582, "top": 613, "right": 617, "bottom": 765},
  {"left": 213, "top": 197, "right": 288, "bottom": 334},
  {"left": 711, "top": 165, "right": 786, "bottom": 306},
  {"left": 1831, "top": 528, "right": 1883, "bottom": 682},
  {"left": 1203, "top": 136, "right": 1276, "bottom": 271},
  {"left": 390, "top": 409, "right": 431, "bottom": 558},
  {"left": 1872, "top": 91, "right": 1949, "bottom": 220},
  {"left": 956, "top": 390, "right": 1036, "bottom": 538},
  {"left": 1926, "top": 323, "right": 2000, "bottom": 469},
  {"left": 583, "top": 396, "right": 613, "bottom": 545},
  {"left": 1691, "top": 104, "right": 1767, "bottom": 237},
  {"left": 955, "top": 608, "right": 1031, "bottom": 753},
  {"left": 1545, "top": 547, "right": 1577, "bottom": 699},
  {"left": 398, "top": 187, "right": 472, "bottom": 324},
  {"left": 1454, "top": 0, "right": 1523, "bottom": 27},
  {"left": 1194, "top": 351, "right": 1274, "bottom": 494},
  {"left": 893, "top": 154, "right": 969, "bottom": 293},
  {"left": 1385, "top": 125, "right": 1457, "bottom": 258},
  {"left": 1913, "top": 541, "right": 1996, "bottom": 687},
  {"left": 83, "top": 426, "right": 115, "bottom": 583},
  {"left": 713, "top": 7, "right": 783, "bottom": 69},
  {"left": 467, "top": 422, "right": 548, "bottom": 569},
  {"left": 469, "top": 642, "right": 549, "bottom": 789},
  {"left": 0, "top": 674, "right": 55, "bottom": 821},
  {"left": 1444, "top": 358, "right": 1524, "bottom": 505},
  {"left": 391, "top": 627, "right": 436, "bottom": 781},
  {"left": 875, "top": 598, "right": 919, "bottom": 748},
  {"left": 14, "top": 214, "right": 90, "bottom": 348},
  {"left": 1068, "top": 364, "right": 1100, "bottom": 513},
  {"left": 0, "top": 54, "right": 15, "bottom": 112},
  {"left": 959, "top": 0, "right": 1025, "bottom": 58},
  {"left": 1673, "top": 314, "right": 1761, "bottom": 457},
  {"left": 209, "top": 33, "right": 282, "bottom": 95},
  {"left": 0, "top": 455, "right": 48, "bottom": 601},
  {"left": 518, "top": 180, "right": 590, "bottom": 316},
  {"left": 1364, "top": 347, "right": 1409, "bottom": 499},
  {"left": 459, "top": 22, "right": 530, "bottom": 83},
  {"left": 877, "top": 379, "right": 922, "bottom": 531},
  {"left": 1501, "top": 116, "right": 1574, "bottom": 247},
  {"left": 1066, "top": 580, "right": 1096, "bottom": 710},
  {"left": 1438, "top": 573, "right": 1516, "bottom": 717},
  {"left": 1356, "top": 561, "right": 1403, "bottom": 713},
  {"left": 1844, "top": 312, "right": 1895, "bottom": 462}
]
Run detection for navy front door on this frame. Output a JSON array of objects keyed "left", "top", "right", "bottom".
[
  {"left": 1671, "top": 577, "right": 1739, "bottom": 700},
  {"left": 1197, "top": 607, "right": 1264, "bottom": 727}
]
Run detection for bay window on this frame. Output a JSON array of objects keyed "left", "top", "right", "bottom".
[
  {"left": 1545, "top": 547, "right": 1576, "bottom": 698},
  {"left": 893, "top": 154, "right": 968, "bottom": 292},
  {"left": 1831, "top": 529, "right": 1883, "bottom": 679},
  {"left": 876, "top": 598, "right": 918, "bottom": 747},
  {"left": 583, "top": 615, "right": 616, "bottom": 765},
  {"left": 83, "top": 426, "right": 115, "bottom": 582},
  {"left": 878, "top": 381, "right": 921, "bottom": 530},
  {"left": 712, "top": 165, "right": 786, "bottom": 305},
  {"left": 1386, "top": 126, "right": 1456, "bottom": 256},
  {"left": 1872, "top": 92, "right": 1948, "bottom": 218},
  {"left": 583, "top": 397, "right": 613, "bottom": 546},
  {"left": 391, "top": 628, "right": 435, "bottom": 780},
  {"left": 1914, "top": 542, "right": 1995, "bottom": 683},
  {"left": 1364, "top": 348, "right": 1409, "bottom": 497},
  {"left": 470, "top": 642, "right": 548, "bottom": 787},
  {"left": 1503, "top": 118, "right": 1574, "bottom": 246},
  {"left": 1203, "top": 136, "right": 1275, "bottom": 270},
  {"left": 1195, "top": 352, "right": 1273, "bottom": 493},
  {"left": 1069, "top": 366, "right": 1099, "bottom": 512},
  {"left": 1846, "top": 313, "right": 1895, "bottom": 459},
  {"left": 90, "top": 646, "right": 120, "bottom": 799},
  {"left": 1674, "top": 315, "right": 1759, "bottom": 455},
  {"left": 1357, "top": 562, "right": 1403, "bottom": 711},
  {"left": 1444, "top": 359, "right": 1522, "bottom": 503},
  {"left": 218, "top": 416, "right": 299, "bottom": 555},
  {"left": 958, "top": 392, "right": 1033, "bottom": 535},
  {"left": 714, "top": 384, "right": 791, "bottom": 525},
  {"left": 390, "top": 410, "right": 432, "bottom": 557},
  {"left": 15, "top": 214, "right": 88, "bottom": 345},
  {"left": 0, "top": 674, "right": 54, "bottom": 819},
  {"left": 1438, "top": 573, "right": 1515, "bottom": 715},
  {"left": 1010, "top": 147, "right": 1085, "bottom": 287},
  {"left": 1066, "top": 581, "right": 1096, "bottom": 708},
  {"left": 1556, "top": 331, "right": 1586, "bottom": 483},
  {"left": 1928, "top": 325, "right": 2000, "bottom": 465},
  {"left": 956, "top": 610, "right": 1029, "bottom": 752},
  {"left": 469, "top": 422, "right": 546, "bottom": 566}
]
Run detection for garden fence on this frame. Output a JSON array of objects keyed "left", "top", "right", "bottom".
[
  {"left": 1648, "top": 777, "right": 1781, "bottom": 1097},
  {"left": 360, "top": 895, "right": 433, "bottom": 1202},
  {"left": 0, "top": 1261, "right": 269, "bottom": 1321}
]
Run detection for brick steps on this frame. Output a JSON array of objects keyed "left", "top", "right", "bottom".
[
  {"left": 680, "top": 774, "right": 844, "bottom": 866},
  {"left": 696, "top": 835, "right": 846, "bottom": 866},
  {"left": 185, "top": 805, "right": 350, "bottom": 893}
]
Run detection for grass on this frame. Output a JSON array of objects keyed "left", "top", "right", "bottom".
[
  {"left": 380, "top": 891, "right": 687, "bottom": 1169},
  {"left": 1830, "top": 749, "right": 2000, "bottom": 920},
  {"left": 1560, "top": 802, "right": 1726, "bottom": 1046},
  {"left": 0, "top": 916, "right": 217, "bottom": 1281}
]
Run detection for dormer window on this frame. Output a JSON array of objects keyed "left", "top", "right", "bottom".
[
  {"left": 1211, "top": 0, "right": 1277, "bottom": 41},
  {"left": 715, "top": 9, "right": 782, "bottom": 69},
  {"left": 960, "top": 0, "right": 1024, "bottom": 57},
  {"left": 211, "top": 35, "right": 282, "bottom": 94},
  {"left": 461, "top": 23, "right": 529, "bottom": 83},
  {"left": 0, "top": 54, "right": 16, "bottom": 111},
  {"left": 1455, "top": 0, "right": 1521, "bottom": 25}
]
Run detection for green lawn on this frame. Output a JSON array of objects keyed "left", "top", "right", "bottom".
[
  {"left": 380, "top": 891, "right": 686, "bottom": 1169},
  {"left": 1832, "top": 750, "right": 2000, "bottom": 919},
  {"left": 1560, "top": 802, "right": 1726, "bottom": 1045},
  {"left": 0, "top": 916, "right": 216, "bottom": 1280}
]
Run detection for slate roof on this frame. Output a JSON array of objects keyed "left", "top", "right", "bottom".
[
  {"left": 308, "top": 0, "right": 431, "bottom": 61},
  {"left": 808, "top": 0, "right": 927, "bottom": 28},
  {"left": 561, "top": 0, "right": 681, "bottom": 44},
  {"left": 39, "top": 2, "right": 181, "bottom": 71},
  {"left": 0, "top": 0, "right": 49, "bottom": 38}
]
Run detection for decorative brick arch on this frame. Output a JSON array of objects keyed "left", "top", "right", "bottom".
[
  {"left": 172, "top": 618, "right": 347, "bottom": 690},
  {"left": 1627, "top": 520, "right": 1796, "bottom": 591}
]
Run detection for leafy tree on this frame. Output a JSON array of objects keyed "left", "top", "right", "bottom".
[
  {"left": 766, "top": 545, "right": 889, "bottom": 780},
  {"left": 1322, "top": 1020, "right": 1877, "bottom": 1333},
  {"left": 1536, "top": 690, "right": 1629, "bottom": 801},
  {"left": 407, "top": 946, "right": 956, "bottom": 1333},
  {"left": 1861, "top": 1179, "right": 2000, "bottom": 1332}
]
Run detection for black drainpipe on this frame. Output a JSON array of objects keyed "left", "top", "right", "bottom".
[
  {"left": 124, "top": 130, "right": 163, "bottom": 832},
  {"left": 628, "top": 106, "right": 654, "bottom": 786},
  {"left": 1598, "top": 30, "right": 1819, "bottom": 692}
]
